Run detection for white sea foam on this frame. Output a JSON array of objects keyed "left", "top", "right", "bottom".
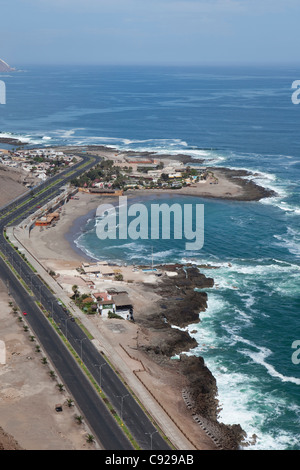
[
  {"left": 0, "top": 131, "right": 39, "bottom": 144},
  {"left": 234, "top": 335, "right": 300, "bottom": 386},
  {"left": 73, "top": 236, "right": 98, "bottom": 260},
  {"left": 273, "top": 227, "right": 300, "bottom": 258},
  {"left": 182, "top": 257, "right": 300, "bottom": 279},
  {"left": 203, "top": 364, "right": 300, "bottom": 450},
  {"left": 183, "top": 293, "right": 300, "bottom": 449},
  {"left": 177, "top": 256, "right": 300, "bottom": 448}
]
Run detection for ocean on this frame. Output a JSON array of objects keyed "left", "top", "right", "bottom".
[{"left": 0, "top": 64, "right": 299, "bottom": 450}]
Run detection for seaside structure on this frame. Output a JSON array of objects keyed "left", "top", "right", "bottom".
[
  {"left": 77, "top": 288, "right": 134, "bottom": 319},
  {"left": 111, "top": 291, "right": 133, "bottom": 319},
  {"left": 91, "top": 292, "right": 116, "bottom": 316},
  {"left": 81, "top": 262, "right": 116, "bottom": 278},
  {"left": 35, "top": 212, "right": 60, "bottom": 227},
  {"left": 78, "top": 188, "right": 123, "bottom": 196}
]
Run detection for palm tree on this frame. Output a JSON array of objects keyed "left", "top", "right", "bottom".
[
  {"left": 66, "top": 398, "right": 74, "bottom": 408},
  {"left": 72, "top": 285, "right": 79, "bottom": 301},
  {"left": 75, "top": 415, "right": 83, "bottom": 425},
  {"left": 86, "top": 434, "right": 95, "bottom": 444}
]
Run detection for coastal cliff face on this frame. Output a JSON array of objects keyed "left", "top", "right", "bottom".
[
  {"left": 0, "top": 59, "right": 15, "bottom": 72},
  {"left": 137, "top": 265, "right": 245, "bottom": 450}
]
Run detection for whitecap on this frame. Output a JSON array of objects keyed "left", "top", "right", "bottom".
[
  {"left": 273, "top": 227, "right": 300, "bottom": 258},
  {"left": 239, "top": 348, "right": 300, "bottom": 386}
]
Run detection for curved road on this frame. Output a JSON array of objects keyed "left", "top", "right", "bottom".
[{"left": 0, "top": 153, "right": 172, "bottom": 451}]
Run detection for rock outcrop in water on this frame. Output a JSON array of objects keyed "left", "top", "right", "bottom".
[
  {"left": 0, "top": 59, "right": 15, "bottom": 72},
  {"left": 137, "top": 264, "right": 246, "bottom": 450}
]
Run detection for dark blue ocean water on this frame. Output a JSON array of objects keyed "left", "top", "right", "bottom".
[{"left": 0, "top": 65, "right": 299, "bottom": 449}]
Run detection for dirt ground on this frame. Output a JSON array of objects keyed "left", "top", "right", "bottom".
[
  {"left": 0, "top": 166, "right": 31, "bottom": 208},
  {"left": 0, "top": 278, "right": 97, "bottom": 450}
]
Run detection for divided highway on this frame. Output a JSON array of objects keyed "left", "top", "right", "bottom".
[{"left": 0, "top": 154, "right": 172, "bottom": 451}]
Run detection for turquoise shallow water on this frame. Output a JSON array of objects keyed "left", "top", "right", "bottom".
[{"left": 1, "top": 65, "right": 299, "bottom": 449}]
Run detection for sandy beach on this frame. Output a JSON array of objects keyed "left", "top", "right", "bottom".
[
  {"left": 126, "top": 168, "right": 271, "bottom": 202},
  {"left": 15, "top": 163, "right": 271, "bottom": 272}
]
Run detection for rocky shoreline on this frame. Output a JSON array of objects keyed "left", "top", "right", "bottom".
[
  {"left": 208, "top": 167, "right": 276, "bottom": 201},
  {"left": 0, "top": 141, "right": 276, "bottom": 203},
  {"left": 136, "top": 264, "right": 246, "bottom": 450},
  {"left": 0, "top": 137, "right": 27, "bottom": 146},
  {"left": 84, "top": 145, "right": 276, "bottom": 201}
]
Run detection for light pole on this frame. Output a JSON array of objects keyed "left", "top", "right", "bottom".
[
  {"left": 116, "top": 394, "right": 129, "bottom": 425},
  {"left": 76, "top": 337, "right": 86, "bottom": 364},
  {"left": 38, "top": 284, "right": 43, "bottom": 302},
  {"left": 145, "top": 430, "right": 158, "bottom": 450},
  {"left": 60, "top": 318, "right": 70, "bottom": 339},
  {"left": 28, "top": 272, "right": 36, "bottom": 291},
  {"left": 94, "top": 362, "right": 106, "bottom": 393},
  {"left": 49, "top": 300, "right": 55, "bottom": 319}
]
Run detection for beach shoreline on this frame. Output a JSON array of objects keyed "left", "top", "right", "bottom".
[{"left": 75, "top": 145, "right": 276, "bottom": 202}]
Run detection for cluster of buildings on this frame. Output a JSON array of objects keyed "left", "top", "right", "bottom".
[
  {"left": 0, "top": 148, "right": 76, "bottom": 186},
  {"left": 35, "top": 211, "right": 60, "bottom": 227},
  {"left": 109, "top": 155, "right": 209, "bottom": 190},
  {"left": 81, "top": 289, "right": 134, "bottom": 320},
  {"left": 76, "top": 262, "right": 134, "bottom": 320}
]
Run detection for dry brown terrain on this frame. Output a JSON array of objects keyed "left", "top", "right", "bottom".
[
  {"left": 0, "top": 278, "right": 97, "bottom": 450},
  {"left": 0, "top": 166, "right": 29, "bottom": 207}
]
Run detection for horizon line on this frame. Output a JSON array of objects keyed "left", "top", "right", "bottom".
[{"left": 8, "top": 61, "right": 300, "bottom": 68}]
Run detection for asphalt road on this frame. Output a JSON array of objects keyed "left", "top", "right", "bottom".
[{"left": 0, "top": 154, "right": 172, "bottom": 451}]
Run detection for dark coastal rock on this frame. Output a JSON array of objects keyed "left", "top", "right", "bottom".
[
  {"left": 0, "top": 138, "right": 26, "bottom": 146},
  {"left": 138, "top": 322, "right": 197, "bottom": 359},
  {"left": 154, "top": 266, "right": 214, "bottom": 328},
  {"left": 137, "top": 264, "right": 245, "bottom": 450},
  {"left": 138, "top": 264, "right": 213, "bottom": 331},
  {"left": 0, "top": 59, "right": 15, "bottom": 73},
  {"left": 209, "top": 167, "right": 277, "bottom": 201},
  {"left": 179, "top": 355, "right": 246, "bottom": 450},
  {"left": 179, "top": 354, "right": 218, "bottom": 420}
]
